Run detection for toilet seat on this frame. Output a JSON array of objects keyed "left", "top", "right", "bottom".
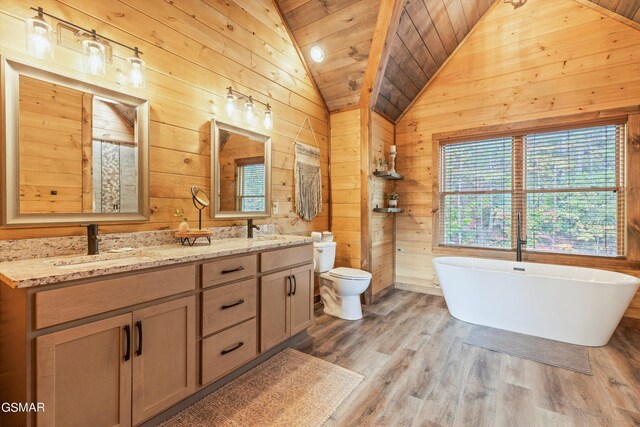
[{"left": 328, "top": 267, "right": 372, "bottom": 280}]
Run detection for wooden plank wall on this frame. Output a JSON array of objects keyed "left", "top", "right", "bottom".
[
  {"left": 19, "top": 76, "right": 84, "bottom": 214},
  {"left": 330, "top": 109, "right": 361, "bottom": 268},
  {"left": 0, "top": 0, "right": 329, "bottom": 239},
  {"left": 395, "top": 0, "right": 640, "bottom": 318},
  {"left": 369, "top": 112, "right": 395, "bottom": 294}
]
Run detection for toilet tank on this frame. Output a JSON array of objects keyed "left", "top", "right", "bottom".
[{"left": 313, "top": 242, "right": 336, "bottom": 273}]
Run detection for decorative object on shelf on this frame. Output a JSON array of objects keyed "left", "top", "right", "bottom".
[
  {"left": 178, "top": 218, "right": 190, "bottom": 233},
  {"left": 224, "top": 87, "right": 273, "bottom": 130},
  {"left": 388, "top": 192, "right": 399, "bottom": 208},
  {"left": 504, "top": 0, "right": 527, "bottom": 8},
  {"left": 389, "top": 144, "right": 397, "bottom": 174},
  {"left": 176, "top": 186, "right": 212, "bottom": 245},
  {"left": 294, "top": 117, "right": 322, "bottom": 221},
  {"left": 377, "top": 158, "right": 389, "bottom": 172},
  {"left": 24, "top": 7, "right": 145, "bottom": 86}
]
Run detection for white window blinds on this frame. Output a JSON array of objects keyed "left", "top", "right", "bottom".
[
  {"left": 439, "top": 122, "right": 626, "bottom": 257},
  {"left": 440, "top": 137, "right": 513, "bottom": 249},
  {"left": 524, "top": 124, "right": 625, "bottom": 256}
]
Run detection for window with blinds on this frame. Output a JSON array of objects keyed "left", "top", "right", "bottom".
[
  {"left": 440, "top": 137, "right": 513, "bottom": 249},
  {"left": 439, "top": 122, "right": 626, "bottom": 256},
  {"left": 236, "top": 162, "right": 265, "bottom": 212}
]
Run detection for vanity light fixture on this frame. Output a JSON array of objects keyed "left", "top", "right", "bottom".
[
  {"left": 225, "top": 87, "right": 236, "bottom": 118},
  {"left": 225, "top": 87, "right": 274, "bottom": 130},
  {"left": 244, "top": 96, "right": 255, "bottom": 123},
  {"left": 127, "top": 47, "right": 146, "bottom": 88},
  {"left": 26, "top": 7, "right": 145, "bottom": 87},
  {"left": 309, "top": 45, "right": 324, "bottom": 63},
  {"left": 25, "top": 7, "right": 54, "bottom": 59},
  {"left": 504, "top": 0, "right": 527, "bottom": 8},
  {"left": 82, "top": 30, "right": 106, "bottom": 75},
  {"left": 263, "top": 104, "right": 273, "bottom": 130}
]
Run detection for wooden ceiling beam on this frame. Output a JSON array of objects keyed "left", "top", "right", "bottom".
[{"left": 360, "top": 0, "right": 405, "bottom": 109}]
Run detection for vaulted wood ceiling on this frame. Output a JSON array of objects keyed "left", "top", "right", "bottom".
[
  {"left": 275, "top": 0, "right": 381, "bottom": 111},
  {"left": 276, "top": 0, "right": 640, "bottom": 121}
]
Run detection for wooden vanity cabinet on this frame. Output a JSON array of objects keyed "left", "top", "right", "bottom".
[
  {"left": 35, "top": 296, "right": 196, "bottom": 427},
  {"left": 260, "top": 263, "right": 314, "bottom": 352}
]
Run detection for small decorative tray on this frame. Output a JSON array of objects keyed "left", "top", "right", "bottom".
[{"left": 175, "top": 229, "right": 214, "bottom": 246}]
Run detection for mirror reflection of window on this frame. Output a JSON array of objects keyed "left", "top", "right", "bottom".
[
  {"left": 218, "top": 130, "right": 266, "bottom": 213},
  {"left": 236, "top": 158, "right": 265, "bottom": 212}
]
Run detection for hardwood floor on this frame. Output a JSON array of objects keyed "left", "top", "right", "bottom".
[{"left": 294, "top": 290, "right": 640, "bottom": 427}]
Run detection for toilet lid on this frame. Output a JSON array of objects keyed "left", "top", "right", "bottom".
[{"left": 329, "top": 267, "right": 372, "bottom": 279}]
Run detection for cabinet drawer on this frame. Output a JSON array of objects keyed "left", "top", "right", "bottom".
[
  {"left": 260, "top": 244, "right": 313, "bottom": 273},
  {"left": 202, "top": 254, "right": 257, "bottom": 288},
  {"left": 35, "top": 265, "right": 196, "bottom": 330},
  {"left": 202, "top": 278, "right": 257, "bottom": 336},
  {"left": 201, "top": 318, "right": 257, "bottom": 385}
]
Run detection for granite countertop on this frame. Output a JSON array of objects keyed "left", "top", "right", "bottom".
[{"left": 0, "top": 235, "right": 312, "bottom": 289}]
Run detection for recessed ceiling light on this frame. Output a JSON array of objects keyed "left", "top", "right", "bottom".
[{"left": 310, "top": 45, "right": 325, "bottom": 63}]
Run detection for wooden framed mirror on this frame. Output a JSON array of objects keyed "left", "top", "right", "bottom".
[
  {"left": 211, "top": 120, "right": 271, "bottom": 219},
  {"left": 1, "top": 58, "right": 150, "bottom": 226}
]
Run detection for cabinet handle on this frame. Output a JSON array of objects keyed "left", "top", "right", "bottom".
[
  {"left": 221, "top": 299, "right": 245, "bottom": 310},
  {"left": 292, "top": 275, "right": 297, "bottom": 296},
  {"left": 221, "top": 341, "right": 244, "bottom": 355},
  {"left": 287, "top": 275, "right": 292, "bottom": 297},
  {"left": 221, "top": 266, "right": 244, "bottom": 274},
  {"left": 135, "top": 320, "right": 143, "bottom": 356},
  {"left": 123, "top": 324, "right": 131, "bottom": 362}
]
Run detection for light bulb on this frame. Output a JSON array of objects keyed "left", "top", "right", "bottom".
[
  {"left": 25, "top": 13, "right": 53, "bottom": 59},
  {"left": 310, "top": 45, "right": 324, "bottom": 62},
  {"left": 244, "top": 97, "right": 255, "bottom": 123},
  {"left": 127, "top": 48, "right": 145, "bottom": 88},
  {"left": 82, "top": 38, "right": 106, "bottom": 75},
  {"left": 263, "top": 105, "right": 273, "bottom": 130},
  {"left": 225, "top": 88, "right": 235, "bottom": 118}
]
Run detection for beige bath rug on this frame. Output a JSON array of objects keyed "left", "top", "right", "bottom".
[
  {"left": 159, "top": 348, "right": 363, "bottom": 427},
  {"left": 464, "top": 325, "right": 592, "bottom": 375}
]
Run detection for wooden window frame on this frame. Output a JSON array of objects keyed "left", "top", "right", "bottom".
[{"left": 432, "top": 107, "right": 640, "bottom": 268}]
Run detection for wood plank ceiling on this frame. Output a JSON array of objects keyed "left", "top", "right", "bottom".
[
  {"left": 275, "top": 0, "right": 381, "bottom": 112},
  {"left": 276, "top": 0, "right": 640, "bottom": 120}
]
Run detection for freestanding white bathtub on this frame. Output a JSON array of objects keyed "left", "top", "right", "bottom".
[{"left": 433, "top": 257, "right": 640, "bottom": 346}]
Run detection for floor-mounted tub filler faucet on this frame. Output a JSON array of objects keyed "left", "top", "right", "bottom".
[{"left": 516, "top": 212, "right": 527, "bottom": 262}]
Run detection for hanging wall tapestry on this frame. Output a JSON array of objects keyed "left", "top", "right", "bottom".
[{"left": 294, "top": 117, "right": 322, "bottom": 221}]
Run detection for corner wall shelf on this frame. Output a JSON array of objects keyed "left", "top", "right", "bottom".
[
  {"left": 373, "top": 171, "right": 403, "bottom": 180},
  {"left": 373, "top": 207, "right": 404, "bottom": 213}
]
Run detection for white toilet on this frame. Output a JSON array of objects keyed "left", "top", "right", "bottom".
[{"left": 314, "top": 241, "right": 372, "bottom": 320}]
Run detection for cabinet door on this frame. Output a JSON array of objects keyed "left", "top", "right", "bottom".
[
  {"left": 290, "top": 264, "right": 314, "bottom": 335},
  {"left": 260, "top": 269, "right": 291, "bottom": 352},
  {"left": 36, "top": 314, "right": 132, "bottom": 427},
  {"left": 132, "top": 296, "right": 196, "bottom": 425}
]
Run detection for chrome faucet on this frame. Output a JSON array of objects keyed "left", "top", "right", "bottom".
[
  {"left": 82, "top": 224, "right": 100, "bottom": 255},
  {"left": 516, "top": 212, "right": 527, "bottom": 262},
  {"left": 247, "top": 219, "right": 260, "bottom": 238}
]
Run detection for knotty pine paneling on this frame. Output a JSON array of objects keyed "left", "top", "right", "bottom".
[
  {"left": 0, "top": 0, "right": 329, "bottom": 239},
  {"left": 369, "top": 112, "right": 395, "bottom": 295},
  {"left": 396, "top": 0, "right": 640, "bottom": 318},
  {"left": 330, "top": 109, "right": 361, "bottom": 268}
]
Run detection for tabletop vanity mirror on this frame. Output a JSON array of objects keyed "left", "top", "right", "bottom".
[
  {"left": 1, "top": 59, "right": 149, "bottom": 225},
  {"left": 211, "top": 120, "right": 271, "bottom": 219}
]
